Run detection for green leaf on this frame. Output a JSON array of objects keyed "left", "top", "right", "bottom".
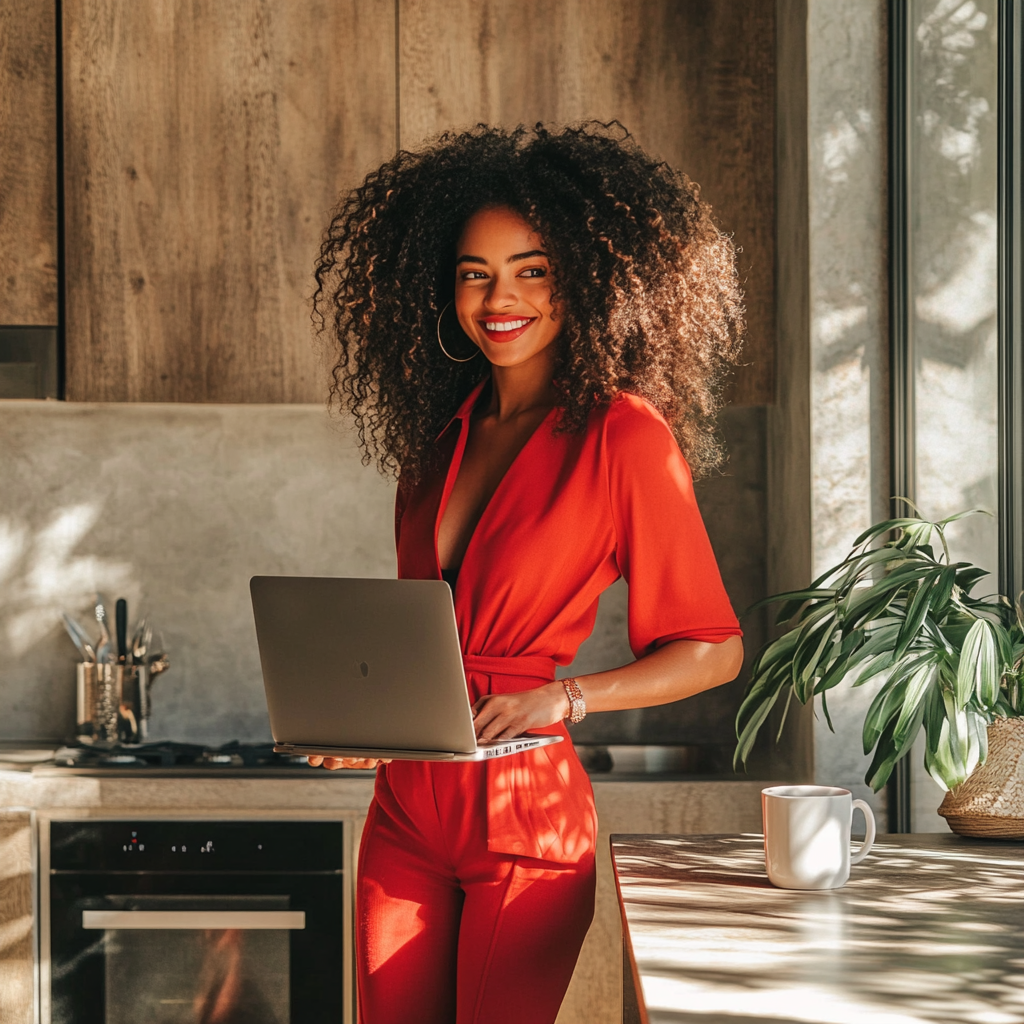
[
  {"left": 977, "top": 622, "right": 1000, "bottom": 707},
  {"left": 937, "top": 508, "right": 994, "bottom": 529},
  {"left": 923, "top": 717, "right": 955, "bottom": 792},
  {"left": 892, "top": 658, "right": 937, "bottom": 748},
  {"left": 956, "top": 566, "right": 991, "bottom": 594},
  {"left": 749, "top": 630, "right": 800, "bottom": 676},
  {"left": 733, "top": 670, "right": 787, "bottom": 768},
  {"left": 864, "top": 692, "right": 926, "bottom": 792},
  {"left": 863, "top": 676, "right": 908, "bottom": 754},
  {"left": 932, "top": 565, "right": 958, "bottom": 613},
  {"left": 864, "top": 718, "right": 903, "bottom": 791},
  {"left": 940, "top": 688, "right": 969, "bottom": 781},
  {"left": 923, "top": 685, "right": 946, "bottom": 757},
  {"left": 957, "top": 618, "right": 1000, "bottom": 709},
  {"left": 735, "top": 665, "right": 787, "bottom": 733},
  {"left": 893, "top": 570, "right": 942, "bottom": 660},
  {"left": 820, "top": 687, "right": 834, "bottom": 732},
  {"left": 852, "top": 517, "right": 927, "bottom": 548},
  {"left": 775, "top": 686, "right": 796, "bottom": 743},
  {"left": 794, "top": 620, "right": 839, "bottom": 702},
  {"left": 814, "top": 629, "right": 866, "bottom": 694},
  {"left": 745, "top": 588, "right": 836, "bottom": 621},
  {"left": 965, "top": 707, "right": 988, "bottom": 778},
  {"left": 957, "top": 618, "right": 988, "bottom": 708}
]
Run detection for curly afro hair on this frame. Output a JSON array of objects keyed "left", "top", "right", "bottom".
[{"left": 313, "top": 121, "right": 744, "bottom": 482}]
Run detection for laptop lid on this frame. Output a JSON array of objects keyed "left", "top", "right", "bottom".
[{"left": 250, "top": 576, "right": 478, "bottom": 754}]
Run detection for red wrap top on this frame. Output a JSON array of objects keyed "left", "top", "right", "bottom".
[{"left": 392, "top": 379, "right": 741, "bottom": 863}]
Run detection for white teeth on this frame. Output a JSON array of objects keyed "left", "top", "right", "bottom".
[{"left": 484, "top": 319, "right": 530, "bottom": 332}]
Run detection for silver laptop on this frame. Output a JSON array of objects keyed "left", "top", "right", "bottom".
[{"left": 250, "top": 576, "right": 562, "bottom": 761}]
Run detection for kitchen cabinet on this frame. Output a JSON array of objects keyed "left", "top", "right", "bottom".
[
  {"left": 56, "top": 0, "right": 774, "bottom": 404},
  {"left": 0, "top": 0, "right": 59, "bottom": 326},
  {"left": 399, "top": 0, "right": 776, "bottom": 406},
  {"left": 62, "top": 0, "right": 396, "bottom": 402},
  {"left": 0, "top": 767, "right": 764, "bottom": 1024}
]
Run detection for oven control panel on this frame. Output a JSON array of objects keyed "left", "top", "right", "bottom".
[{"left": 49, "top": 820, "right": 345, "bottom": 872}]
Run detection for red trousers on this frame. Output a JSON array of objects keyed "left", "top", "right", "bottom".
[{"left": 357, "top": 756, "right": 597, "bottom": 1024}]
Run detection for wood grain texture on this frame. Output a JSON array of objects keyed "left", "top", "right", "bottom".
[
  {"left": 0, "top": 0, "right": 59, "bottom": 324},
  {"left": 0, "top": 812, "right": 33, "bottom": 1024},
  {"left": 63, "top": 0, "right": 396, "bottom": 402},
  {"left": 399, "top": 0, "right": 775, "bottom": 405}
]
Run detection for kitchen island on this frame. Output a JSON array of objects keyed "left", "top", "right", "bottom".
[{"left": 612, "top": 832, "right": 1024, "bottom": 1024}]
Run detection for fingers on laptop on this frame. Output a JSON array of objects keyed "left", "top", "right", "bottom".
[{"left": 307, "top": 755, "right": 389, "bottom": 770}]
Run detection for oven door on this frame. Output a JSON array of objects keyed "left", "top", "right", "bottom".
[{"left": 44, "top": 820, "right": 348, "bottom": 1024}]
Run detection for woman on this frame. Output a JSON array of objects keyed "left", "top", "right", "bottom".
[{"left": 310, "top": 123, "right": 744, "bottom": 1024}]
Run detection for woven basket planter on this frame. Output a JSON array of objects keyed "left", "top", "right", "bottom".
[{"left": 938, "top": 717, "right": 1024, "bottom": 838}]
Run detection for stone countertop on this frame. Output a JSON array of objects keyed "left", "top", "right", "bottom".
[
  {"left": 611, "top": 832, "right": 1024, "bottom": 1024},
  {"left": 0, "top": 764, "right": 768, "bottom": 814},
  {"left": 0, "top": 765, "right": 379, "bottom": 813}
]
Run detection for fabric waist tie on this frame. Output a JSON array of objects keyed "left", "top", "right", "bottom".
[{"left": 462, "top": 654, "right": 556, "bottom": 681}]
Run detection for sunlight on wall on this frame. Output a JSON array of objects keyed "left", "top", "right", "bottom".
[
  {"left": 0, "top": 503, "right": 137, "bottom": 658},
  {"left": 808, "top": 1, "right": 889, "bottom": 818},
  {"left": 911, "top": 0, "right": 999, "bottom": 575}
]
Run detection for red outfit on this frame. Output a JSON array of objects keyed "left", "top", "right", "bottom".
[{"left": 357, "top": 381, "right": 740, "bottom": 1023}]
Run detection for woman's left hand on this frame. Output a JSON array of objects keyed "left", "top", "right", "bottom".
[{"left": 472, "top": 682, "right": 568, "bottom": 741}]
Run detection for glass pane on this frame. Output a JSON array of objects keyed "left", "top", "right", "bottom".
[
  {"left": 909, "top": 0, "right": 999, "bottom": 831},
  {"left": 911, "top": 0, "right": 999, "bottom": 575},
  {"left": 101, "top": 897, "right": 290, "bottom": 1024}
]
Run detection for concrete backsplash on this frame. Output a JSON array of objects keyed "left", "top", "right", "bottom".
[
  {"left": 0, "top": 401, "right": 763, "bottom": 748},
  {"left": 1, "top": 402, "right": 396, "bottom": 742}
]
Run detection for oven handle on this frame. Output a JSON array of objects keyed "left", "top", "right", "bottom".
[{"left": 82, "top": 910, "right": 306, "bottom": 930}]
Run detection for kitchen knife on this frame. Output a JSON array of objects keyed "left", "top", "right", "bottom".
[{"left": 115, "top": 598, "right": 128, "bottom": 665}]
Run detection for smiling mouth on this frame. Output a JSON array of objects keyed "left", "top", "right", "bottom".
[
  {"left": 483, "top": 318, "right": 533, "bottom": 333},
  {"left": 480, "top": 317, "right": 536, "bottom": 342}
]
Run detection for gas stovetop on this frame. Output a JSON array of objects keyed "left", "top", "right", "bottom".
[{"left": 31, "top": 740, "right": 373, "bottom": 776}]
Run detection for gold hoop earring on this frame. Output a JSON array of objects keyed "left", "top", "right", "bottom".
[{"left": 436, "top": 301, "right": 480, "bottom": 363}]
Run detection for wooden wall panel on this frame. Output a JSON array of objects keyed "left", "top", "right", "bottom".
[
  {"left": 0, "top": 0, "right": 59, "bottom": 325},
  {"left": 399, "top": 0, "right": 775, "bottom": 405},
  {"left": 63, "top": 0, "right": 396, "bottom": 402}
]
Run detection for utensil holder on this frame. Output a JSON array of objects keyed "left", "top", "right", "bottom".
[
  {"left": 76, "top": 663, "right": 97, "bottom": 742},
  {"left": 92, "top": 663, "right": 123, "bottom": 745},
  {"left": 78, "top": 661, "right": 152, "bottom": 746},
  {"left": 118, "top": 665, "right": 143, "bottom": 744}
]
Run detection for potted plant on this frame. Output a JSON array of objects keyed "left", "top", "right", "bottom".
[{"left": 734, "top": 510, "right": 1024, "bottom": 837}]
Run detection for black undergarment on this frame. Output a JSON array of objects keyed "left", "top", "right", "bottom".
[{"left": 440, "top": 567, "right": 459, "bottom": 594}]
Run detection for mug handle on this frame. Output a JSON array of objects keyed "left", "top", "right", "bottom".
[{"left": 850, "top": 798, "right": 877, "bottom": 865}]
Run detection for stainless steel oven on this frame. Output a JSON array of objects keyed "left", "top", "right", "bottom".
[{"left": 39, "top": 817, "right": 352, "bottom": 1024}]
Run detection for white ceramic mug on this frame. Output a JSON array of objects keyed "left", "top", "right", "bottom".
[{"left": 762, "top": 785, "right": 876, "bottom": 890}]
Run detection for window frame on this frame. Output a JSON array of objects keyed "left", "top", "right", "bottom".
[{"left": 886, "top": 0, "right": 1020, "bottom": 832}]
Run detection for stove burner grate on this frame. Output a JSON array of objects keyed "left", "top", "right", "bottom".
[{"left": 52, "top": 740, "right": 312, "bottom": 770}]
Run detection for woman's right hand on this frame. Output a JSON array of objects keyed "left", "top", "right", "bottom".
[{"left": 307, "top": 755, "right": 389, "bottom": 770}]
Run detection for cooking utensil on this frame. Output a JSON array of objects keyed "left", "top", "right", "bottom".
[
  {"left": 94, "top": 595, "right": 112, "bottom": 664},
  {"left": 147, "top": 652, "right": 169, "bottom": 678},
  {"left": 136, "top": 647, "right": 168, "bottom": 743},
  {"left": 61, "top": 613, "right": 96, "bottom": 662},
  {"left": 115, "top": 598, "right": 128, "bottom": 665},
  {"left": 131, "top": 619, "right": 149, "bottom": 663}
]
